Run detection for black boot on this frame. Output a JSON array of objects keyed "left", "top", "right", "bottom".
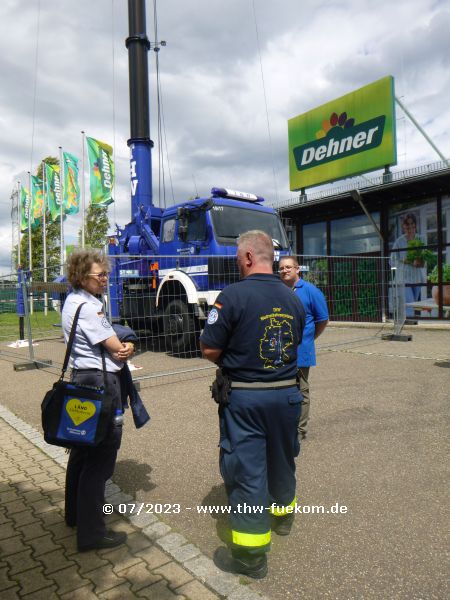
[
  {"left": 232, "top": 551, "right": 268, "bottom": 579},
  {"left": 213, "top": 547, "right": 268, "bottom": 579},
  {"left": 272, "top": 512, "right": 295, "bottom": 536}
]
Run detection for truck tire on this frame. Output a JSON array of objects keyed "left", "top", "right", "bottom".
[{"left": 164, "top": 299, "right": 199, "bottom": 354}]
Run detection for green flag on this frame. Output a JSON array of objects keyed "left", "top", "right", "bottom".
[
  {"left": 31, "top": 175, "right": 44, "bottom": 225},
  {"left": 20, "top": 186, "right": 32, "bottom": 232},
  {"left": 44, "top": 163, "right": 62, "bottom": 222},
  {"left": 86, "top": 136, "right": 114, "bottom": 206},
  {"left": 63, "top": 151, "right": 80, "bottom": 215}
]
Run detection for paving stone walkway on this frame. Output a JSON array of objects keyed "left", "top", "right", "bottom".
[{"left": 0, "top": 407, "right": 265, "bottom": 600}]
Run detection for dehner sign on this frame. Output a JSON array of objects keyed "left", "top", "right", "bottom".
[{"left": 288, "top": 76, "right": 397, "bottom": 190}]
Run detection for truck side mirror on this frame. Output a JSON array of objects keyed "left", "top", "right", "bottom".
[{"left": 177, "top": 207, "right": 188, "bottom": 242}]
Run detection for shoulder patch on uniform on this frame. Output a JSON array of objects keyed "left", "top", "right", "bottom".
[
  {"left": 101, "top": 317, "right": 111, "bottom": 329},
  {"left": 207, "top": 308, "right": 219, "bottom": 325}
]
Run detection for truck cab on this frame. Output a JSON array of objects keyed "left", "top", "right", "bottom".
[{"left": 110, "top": 187, "right": 290, "bottom": 353}]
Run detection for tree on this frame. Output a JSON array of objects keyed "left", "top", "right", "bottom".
[
  {"left": 19, "top": 221, "right": 61, "bottom": 278},
  {"left": 79, "top": 204, "right": 110, "bottom": 250},
  {"left": 17, "top": 156, "right": 61, "bottom": 278}
]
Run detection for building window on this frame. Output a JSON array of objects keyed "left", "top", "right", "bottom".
[
  {"left": 303, "top": 222, "right": 327, "bottom": 255},
  {"left": 330, "top": 213, "right": 381, "bottom": 255}
]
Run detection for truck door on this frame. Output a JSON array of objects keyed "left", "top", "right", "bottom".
[{"left": 181, "top": 210, "right": 208, "bottom": 254}]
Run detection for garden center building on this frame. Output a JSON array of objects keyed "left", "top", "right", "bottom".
[{"left": 274, "top": 160, "right": 450, "bottom": 321}]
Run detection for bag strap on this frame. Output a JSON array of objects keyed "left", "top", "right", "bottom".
[
  {"left": 100, "top": 346, "right": 108, "bottom": 390},
  {"left": 60, "top": 302, "right": 86, "bottom": 381}
]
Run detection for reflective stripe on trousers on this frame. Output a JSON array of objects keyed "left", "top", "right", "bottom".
[{"left": 219, "top": 385, "right": 302, "bottom": 554}]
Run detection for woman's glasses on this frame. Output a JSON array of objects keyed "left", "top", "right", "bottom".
[{"left": 88, "top": 272, "right": 109, "bottom": 279}]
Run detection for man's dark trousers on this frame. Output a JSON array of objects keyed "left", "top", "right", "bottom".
[{"left": 219, "top": 386, "right": 301, "bottom": 555}]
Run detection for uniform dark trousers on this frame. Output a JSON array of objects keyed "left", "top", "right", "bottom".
[
  {"left": 219, "top": 386, "right": 301, "bottom": 556},
  {"left": 298, "top": 367, "right": 310, "bottom": 439},
  {"left": 65, "top": 370, "right": 122, "bottom": 548}
]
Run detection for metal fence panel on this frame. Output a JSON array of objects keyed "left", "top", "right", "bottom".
[{"left": 1, "top": 255, "right": 403, "bottom": 381}]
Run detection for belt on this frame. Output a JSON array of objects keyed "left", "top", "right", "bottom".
[
  {"left": 230, "top": 378, "right": 297, "bottom": 389},
  {"left": 72, "top": 368, "right": 121, "bottom": 374}
]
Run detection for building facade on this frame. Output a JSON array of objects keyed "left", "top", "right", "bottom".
[{"left": 276, "top": 161, "right": 450, "bottom": 321}]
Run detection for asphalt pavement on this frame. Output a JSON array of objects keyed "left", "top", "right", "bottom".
[{"left": 0, "top": 326, "right": 448, "bottom": 599}]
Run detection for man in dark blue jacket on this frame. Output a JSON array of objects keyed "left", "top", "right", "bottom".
[{"left": 200, "top": 231, "right": 305, "bottom": 579}]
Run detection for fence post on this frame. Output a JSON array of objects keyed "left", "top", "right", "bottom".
[
  {"left": 21, "top": 273, "right": 35, "bottom": 363},
  {"left": 380, "top": 257, "right": 387, "bottom": 323},
  {"left": 16, "top": 268, "right": 25, "bottom": 340},
  {"left": 382, "top": 266, "right": 412, "bottom": 341}
]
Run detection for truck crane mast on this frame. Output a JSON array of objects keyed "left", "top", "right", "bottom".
[{"left": 108, "top": 0, "right": 291, "bottom": 353}]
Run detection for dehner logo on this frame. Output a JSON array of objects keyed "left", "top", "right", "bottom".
[{"left": 293, "top": 111, "right": 385, "bottom": 171}]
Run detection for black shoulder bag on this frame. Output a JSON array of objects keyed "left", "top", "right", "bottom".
[{"left": 41, "top": 303, "right": 113, "bottom": 449}]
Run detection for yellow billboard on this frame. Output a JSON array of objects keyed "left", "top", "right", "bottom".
[{"left": 288, "top": 76, "right": 397, "bottom": 190}]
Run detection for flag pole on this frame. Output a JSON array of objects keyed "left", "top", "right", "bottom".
[
  {"left": 81, "top": 131, "right": 86, "bottom": 248},
  {"left": 10, "top": 190, "right": 14, "bottom": 272},
  {"left": 17, "top": 181, "right": 21, "bottom": 267},
  {"left": 59, "top": 146, "right": 65, "bottom": 272},
  {"left": 27, "top": 171, "right": 33, "bottom": 315},
  {"left": 42, "top": 162, "right": 48, "bottom": 315}
]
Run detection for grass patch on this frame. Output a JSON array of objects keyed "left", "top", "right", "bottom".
[{"left": 0, "top": 310, "right": 61, "bottom": 341}]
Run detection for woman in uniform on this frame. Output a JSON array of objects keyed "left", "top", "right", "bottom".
[{"left": 62, "top": 249, "right": 135, "bottom": 552}]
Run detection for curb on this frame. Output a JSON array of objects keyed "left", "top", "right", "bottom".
[{"left": 0, "top": 403, "right": 267, "bottom": 600}]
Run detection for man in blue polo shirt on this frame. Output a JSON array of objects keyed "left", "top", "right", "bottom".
[{"left": 280, "top": 256, "right": 329, "bottom": 440}]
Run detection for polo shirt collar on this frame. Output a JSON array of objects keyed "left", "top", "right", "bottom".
[{"left": 293, "top": 278, "right": 305, "bottom": 289}]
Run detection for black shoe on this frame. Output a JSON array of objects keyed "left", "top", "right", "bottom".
[
  {"left": 234, "top": 553, "right": 268, "bottom": 579},
  {"left": 78, "top": 530, "right": 127, "bottom": 552},
  {"left": 272, "top": 513, "right": 295, "bottom": 536},
  {"left": 65, "top": 520, "right": 76, "bottom": 529},
  {"left": 213, "top": 547, "right": 268, "bottom": 579}
]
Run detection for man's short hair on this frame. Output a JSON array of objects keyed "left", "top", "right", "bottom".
[
  {"left": 237, "top": 230, "right": 274, "bottom": 263},
  {"left": 279, "top": 255, "right": 299, "bottom": 268}
]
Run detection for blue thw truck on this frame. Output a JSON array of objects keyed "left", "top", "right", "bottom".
[{"left": 108, "top": 0, "right": 291, "bottom": 352}]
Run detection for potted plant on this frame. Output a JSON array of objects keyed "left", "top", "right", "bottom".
[
  {"left": 406, "top": 239, "right": 437, "bottom": 269},
  {"left": 428, "top": 264, "right": 450, "bottom": 305}
]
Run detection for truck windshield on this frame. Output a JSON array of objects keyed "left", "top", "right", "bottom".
[{"left": 210, "top": 205, "right": 290, "bottom": 248}]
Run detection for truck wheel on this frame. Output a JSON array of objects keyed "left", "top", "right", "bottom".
[{"left": 164, "top": 299, "right": 199, "bottom": 354}]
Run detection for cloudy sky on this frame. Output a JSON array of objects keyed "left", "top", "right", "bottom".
[{"left": 0, "top": 0, "right": 449, "bottom": 274}]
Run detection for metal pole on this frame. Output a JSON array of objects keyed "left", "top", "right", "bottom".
[
  {"left": 17, "top": 267, "right": 25, "bottom": 341},
  {"left": 27, "top": 171, "right": 33, "bottom": 315},
  {"left": 21, "top": 275, "right": 35, "bottom": 362},
  {"left": 10, "top": 191, "right": 14, "bottom": 272},
  {"left": 17, "top": 181, "right": 21, "bottom": 266},
  {"left": 392, "top": 267, "right": 400, "bottom": 335},
  {"left": 350, "top": 190, "right": 383, "bottom": 242},
  {"left": 395, "top": 97, "right": 449, "bottom": 167},
  {"left": 126, "top": 0, "right": 153, "bottom": 217},
  {"left": 42, "top": 162, "right": 48, "bottom": 316},
  {"left": 81, "top": 131, "right": 86, "bottom": 248},
  {"left": 59, "top": 146, "right": 65, "bottom": 271}
]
